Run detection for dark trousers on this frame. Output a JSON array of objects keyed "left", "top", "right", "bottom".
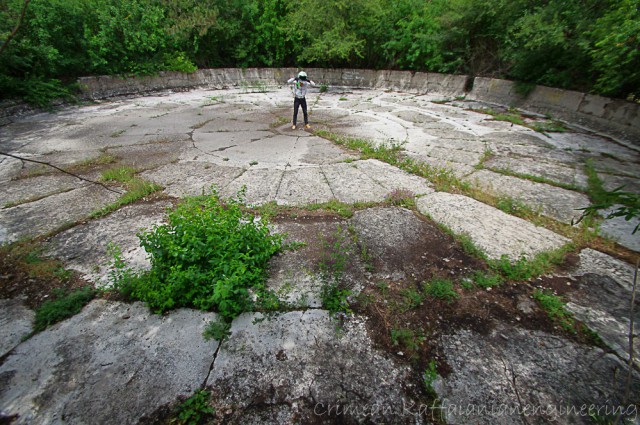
[{"left": 293, "top": 97, "right": 308, "bottom": 126}]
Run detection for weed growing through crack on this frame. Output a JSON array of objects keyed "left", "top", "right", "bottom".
[
  {"left": 315, "top": 130, "right": 469, "bottom": 193},
  {"left": 471, "top": 270, "right": 503, "bottom": 288},
  {"left": 175, "top": 389, "right": 215, "bottom": 425},
  {"left": 109, "top": 188, "right": 284, "bottom": 319},
  {"left": 422, "top": 278, "right": 459, "bottom": 302},
  {"left": 318, "top": 225, "right": 354, "bottom": 315},
  {"left": 203, "top": 319, "right": 232, "bottom": 342},
  {"left": 33, "top": 286, "right": 96, "bottom": 333},
  {"left": 532, "top": 289, "right": 575, "bottom": 331},
  {"left": 390, "top": 327, "right": 425, "bottom": 353},
  {"left": 101, "top": 166, "right": 136, "bottom": 182},
  {"left": 422, "top": 360, "right": 439, "bottom": 399},
  {"left": 90, "top": 178, "right": 161, "bottom": 218},
  {"left": 489, "top": 245, "right": 572, "bottom": 281},
  {"left": 396, "top": 287, "right": 424, "bottom": 313}
]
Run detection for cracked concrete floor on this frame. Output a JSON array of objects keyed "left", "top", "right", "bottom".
[{"left": 1, "top": 87, "right": 639, "bottom": 424}]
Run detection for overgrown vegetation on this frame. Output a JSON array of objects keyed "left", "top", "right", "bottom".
[
  {"left": 33, "top": 286, "right": 96, "bottom": 332},
  {"left": 90, "top": 166, "right": 162, "bottom": 218},
  {"left": 1, "top": 0, "right": 638, "bottom": 106},
  {"left": 532, "top": 288, "right": 575, "bottom": 332},
  {"left": 109, "top": 188, "right": 284, "bottom": 319},
  {"left": 317, "top": 225, "right": 354, "bottom": 315}
]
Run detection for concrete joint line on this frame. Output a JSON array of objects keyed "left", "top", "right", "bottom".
[{"left": 318, "top": 166, "right": 337, "bottom": 200}]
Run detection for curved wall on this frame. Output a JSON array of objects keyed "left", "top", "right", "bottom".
[{"left": 33, "top": 68, "right": 640, "bottom": 145}]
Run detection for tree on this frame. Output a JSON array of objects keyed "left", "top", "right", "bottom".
[{"left": 590, "top": 0, "right": 640, "bottom": 100}]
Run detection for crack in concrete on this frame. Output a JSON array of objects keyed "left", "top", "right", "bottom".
[{"left": 201, "top": 336, "right": 223, "bottom": 389}]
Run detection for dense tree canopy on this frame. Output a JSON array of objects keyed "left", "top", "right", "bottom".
[{"left": 1, "top": 0, "right": 638, "bottom": 105}]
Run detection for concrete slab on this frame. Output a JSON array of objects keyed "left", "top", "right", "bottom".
[
  {"left": 0, "top": 185, "right": 121, "bottom": 244},
  {"left": 354, "top": 159, "right": 434, "bottom": 196},
  {"left": 192, "top": 130, "right": 274, "bottom": 152},
  {"left": 322, "top": 162, "right": 387, "bottom": 204},
  {"left": 405, "top": 152, "right": 477, "bottom": 178},
  {"left": 222, "top": 167, "right": 283, "bottom": 205},
  {"left": 45, "top": 201, "right": 171, "bottom": 286},
  {"left": 0, "top": 300, "right": 219, "bottom": 425},
  {"left": 417, "top": 192, "right": 570, "bottom": 260},
  {"left": 598, "top": 210, "right": 640, "bottom": 252},
  {"left": 0, "top": 298, "right": 34, "bottom": 358},
  {"left": 438, "top": 324, "right": 639, "bottom": 425},
  {"left": 140, "top": 161, "right": 244, "bottom": 198},
  {"left": 0, "top": 174, "right": 81, "bottom": 208},
  {"left": 466, "top": 169, "right": 591, "bottom": 224},
  {"left": 485, "top": 155, "right": 588, "bottom": 189},
  {"left": 207, "top": 311, "right": 419, "bottom": 424},
  {"left": 275, "top": 167, "right": 334, "bottom": 206}
]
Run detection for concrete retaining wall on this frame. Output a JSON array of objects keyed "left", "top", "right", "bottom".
[
  {"left": 4, "top": 68, "right": 637, "bottom": 144},
  {"left": 76, "top": 68, "right": 469, "bottom": 99},
  {"left": 468, "top": 77, "right": 640, "bottom": 143}
]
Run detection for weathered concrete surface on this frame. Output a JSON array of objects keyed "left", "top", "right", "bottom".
[
  {"left": 0, "top": 298, "right": 33, "bottom": 358},
  {"left": 1, "top": 84, "right": 639, "bottom": 425},
  {"left": 0, "top": 300, "right": 219, "bottom": 425},
  {"left": 438, "top": 324, "right": 640, "bottom": 425},
  {"left": 466, "top": 169, "right": 591, "bottom": 224},
  {"left": 417, "top": 192, "right": 570, "bottom": 260},
  {"left": 207, "top": 311, "right": 422, "bottom": 424},
  {"left": 45, "top": 201, "right": 171, "bottom": 286},
  {"left": 598, "top": 210, "right": 640, "bottom": 252},
  {"left": 566, "top": 249, "right": 640, "bottom": 368},
  {"left": 0, "top": 185, "right": 120, "bottom": 244}
]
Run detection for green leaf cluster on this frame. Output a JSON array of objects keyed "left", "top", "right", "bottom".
[
  {"left": 1, "top": 0, "right": 639, "bottom": 103},
  {"left": 33, "top": 286, "right": 96, "bottom": 332},
  {"left": 116, "top": 189, "right": 284, "bottom": 318}
]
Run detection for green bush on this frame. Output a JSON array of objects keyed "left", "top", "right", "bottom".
[
  {"left": 118, "top": 189, "right": 284, "bottom": 318},
  {"left": 33, "top": 286, "right": 96, "bottom": 332}
]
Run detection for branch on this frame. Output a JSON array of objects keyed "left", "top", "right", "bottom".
[
  {"left": 0, "top": 151, "right": 124, "bottom": 195},
  {"left": 0, "top": 0, "right": 31, "bottom": 57}
]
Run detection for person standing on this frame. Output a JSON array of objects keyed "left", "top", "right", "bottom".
[{"left": 287, "top": 71, "right": 315, "bottom": 129}]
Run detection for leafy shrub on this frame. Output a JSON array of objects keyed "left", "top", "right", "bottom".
[
  {"left": 118, "top": 189, "right": 284, "bottom": 318},
  {"left": 33, "top": 287, "right": 96, "bottom": 332}
]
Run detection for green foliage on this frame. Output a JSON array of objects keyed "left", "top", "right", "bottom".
[
  {"left": 489, "top": 246, "right": 570, "bottom": 281},
  {"left": 175, "top": 389, "right": 215, "bottom": 425},
  {"left": 390, "top": 327, "right": 425, "bottom": 351},
  {"left": 203, "top": 319, "right": 231, "bottom": 342},
  {"left": 91, "top": 178, "right": 161, "bottom": 218},
  {"left": 472, "top": 270, "right": 503, "bottom": 288},
  {"left": 320, "top": 282, "right": 352, "bottom": 315},
  {"left": 1, "top": 0, "right": 638, "bottom": 102},
  {"left": 33, "top": 286, "right": 96, "bottom": 332},
  {"left": 422, "top": 360, "right": 439, "bottom": 398},
  {"left": 112, "top": 188, "right": 284, "bottom": 318},
  {"left": 101, "top": 166, "right": 136, "bottom": 183},
  {"left": 422, "top": 278, "right": 459, "bottom": 302},
  {"left": 399, "top": 287, "right": 424, "bottom": 312},
  {"left": 532, "top": 288, "right": 574, "bottom": 331}
]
